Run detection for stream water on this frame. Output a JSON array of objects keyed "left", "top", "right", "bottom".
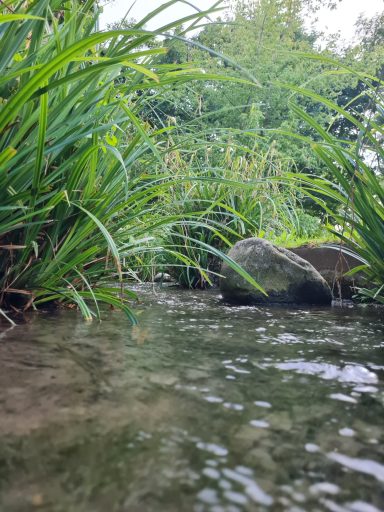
[{"left": 0, "top": 286, "right": 383, "bottom": 512}]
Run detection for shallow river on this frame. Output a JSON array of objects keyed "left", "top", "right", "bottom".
[{"left": 0, "top": 286, "right": 383, "bottom": 512}]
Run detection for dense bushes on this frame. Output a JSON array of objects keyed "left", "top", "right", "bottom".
[
  {"left": 1, "top": 1, "right": 382, "bottom": 324},
  {"left": 0, "top": 1, "right": 262, "bottom": 321}
]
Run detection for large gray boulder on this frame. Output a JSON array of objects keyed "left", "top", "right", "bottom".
[{"left": 220, "top": 238, "right": 332, "bottom": 305}]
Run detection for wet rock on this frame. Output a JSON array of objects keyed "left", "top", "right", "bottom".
[
  {"left": 185, "top": 369, "right": 210, "bottom": 381},
  {"left": 220, "top": 238, "right": 332, "bottom": 305},
  {"left": 290, "top": 245, "right": 365, "bottom": 299},
  {"left": 154, "top": 272, "right": 173, "bottom": 283},
  {"left": 245, "top": 448, "right": 277, "bottom": 472},
  {"left": 149, "top": 374, "right": 178, "bottom": 387},
  {"left": 265, "top": 411, "right": 293, "bottom": 433},
  {"left": 233, "top": 425, "right": 269, "bottom": 448}
]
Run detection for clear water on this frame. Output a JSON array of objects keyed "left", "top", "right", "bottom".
[{"left": 0, "top": 286, "right": 383, "bottom": 512}]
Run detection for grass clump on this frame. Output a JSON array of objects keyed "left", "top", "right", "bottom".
[
  {"left": 283, "top": 63, "right": 384, "bottom": 302},
  {"left": 0, "top": 2, "right": 242, "bottom": 319}
]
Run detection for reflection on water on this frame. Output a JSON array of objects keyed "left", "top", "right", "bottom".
[{"left": 0, "top": 285, "right": 383, "bottom": 512}]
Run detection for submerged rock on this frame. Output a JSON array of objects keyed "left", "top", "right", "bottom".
[{"left": 220, "top": 238, "right": 332, "bottom": 305}]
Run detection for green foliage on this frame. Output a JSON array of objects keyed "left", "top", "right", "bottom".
[
  {"left": 1, "top": 0, "right": 382, "bottom": 319},
  {"left": 140, "top": 139, "right": 310, "bottom": 288},
  {"left": 0, "top": 0, "right": 264, "bottom": 320},
  {"left": 153, "top": 0, "right": 360, "bottom": 176},
  {"left": 284, "top": 63, "right": 384, "bottom": 302}
]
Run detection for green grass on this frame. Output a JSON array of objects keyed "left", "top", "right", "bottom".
[
  {"left": 281, "top": 59, "right": 384, "bottom": 302},
  {"left": 3, "top": 3, "right": 380, "bottom": 320},
  {"left": 0, "top": 0, "right": 264, "bottom": 321},
  {"left": 128, "top": 140, "right": 307, "bottom": 288},
  {"left": 0, "top": 1, "right": 272, "bottom": 322}
]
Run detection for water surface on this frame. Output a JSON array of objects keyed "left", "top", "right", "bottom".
[{"left": 0, "top": 286, "right": 383, "bottom": 511}]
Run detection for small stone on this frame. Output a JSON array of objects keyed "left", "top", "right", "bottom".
[
  {"left": 267, "top": 411, "right": 292, "bottom": 431},
  {"left": 149, "top": 374, "right": 178, "bottom": 386},
  {"left": 245, "top": 449, "right": 276, "bottom": 472},
  {"left": 154, "top": 272, "right": 173, "bottom": 283},
  {"left": 31, "top": 494, "right": 44, "bottom": 507},
  {"left": 185, "top": 369, "right": 209, "bottom": 381}
]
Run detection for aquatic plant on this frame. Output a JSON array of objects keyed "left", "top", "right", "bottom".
[
  {"left": 0, "top": 0, "right": 263, "bottom": 322},
  {"left": 281, "top": 62, "right": 384, "bottom": 302},
  {"left": 157, "top": 140, "right": 303, "bottom": 288}
]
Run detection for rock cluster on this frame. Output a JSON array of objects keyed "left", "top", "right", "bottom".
[{"left": 220, "top": 238, "right": 332, "bottom": 305}]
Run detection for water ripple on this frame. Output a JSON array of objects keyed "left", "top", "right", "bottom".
[
  {"left": 327, "top": 452, "right": 384, "bottom": 483},
  {"left": 273, "top": 361, "right": 378, "bottom": 384}
]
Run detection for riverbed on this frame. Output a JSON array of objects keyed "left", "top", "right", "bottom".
[{"left": 0, "top": 286, "right": 383, "bottom": 511}]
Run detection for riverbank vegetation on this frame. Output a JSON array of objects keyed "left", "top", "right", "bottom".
[{"left": 0, "top": 0, "right": 383, "bottom": 322}]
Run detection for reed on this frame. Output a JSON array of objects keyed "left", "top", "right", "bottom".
[
  {"left": 280, "top": 61, "right": 384, "bottom": 302},
  {"left": 0, "top": 0, "right": 262, "bottom": 321}
]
